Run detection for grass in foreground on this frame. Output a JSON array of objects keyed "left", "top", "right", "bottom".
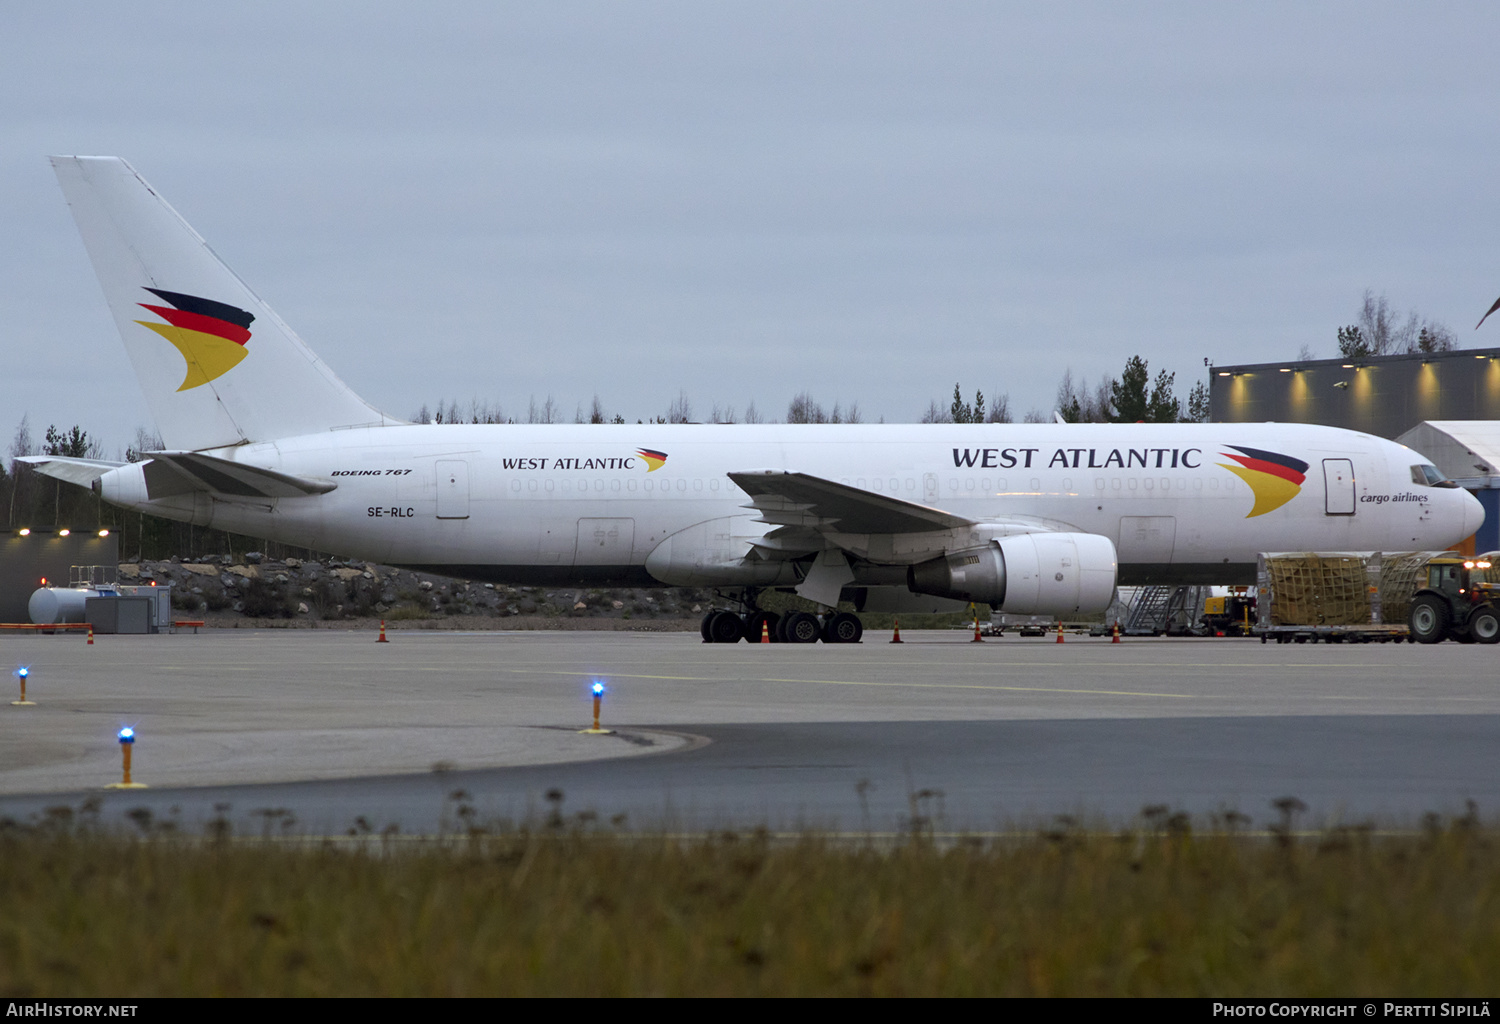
[{"left": 2, "top": 813, "right": 1498, "bottom": 996}]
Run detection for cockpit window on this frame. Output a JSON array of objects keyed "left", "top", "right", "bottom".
[{"left": 1411, "top": 464, "right": 1458, "bottom": 488}]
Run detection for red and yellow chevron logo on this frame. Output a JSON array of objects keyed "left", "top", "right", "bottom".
[
  {"left": 134, "top": 288, "right": 254, "bottom": 391},
  {"left": 1217, "top": 445, "right": 1308, "bottom": 518},
  {"left": 636, "top": 448, "right": 668, "bottom": 472}
]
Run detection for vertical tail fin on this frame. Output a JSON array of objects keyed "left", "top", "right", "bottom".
[{"left": 51, "top": 156, "right": 394, "bottom": 450}]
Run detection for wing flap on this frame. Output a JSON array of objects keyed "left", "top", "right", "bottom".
[{"left": 727, "top": 470, "right": 973, "bottom": 534}]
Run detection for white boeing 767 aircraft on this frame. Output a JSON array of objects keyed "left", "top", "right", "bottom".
[{"left": 24, "top": 157, "right": 1483, "bottom": 644}]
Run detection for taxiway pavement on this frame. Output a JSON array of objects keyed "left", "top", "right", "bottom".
[{"left": 1, "top": 629, "right": 1496, "bottom": 832}]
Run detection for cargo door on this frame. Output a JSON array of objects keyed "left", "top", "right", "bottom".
[
  {"left": 576, "top": 518, "right": 635, "bottom": 566},
  {"left": 1117, "top": 516, "right": 1176, "bottom": 565},
  {"left": 436, "top": 460, "right": 470, "bottom": 519},
  {"left": 1323, "top": 459, "right": 1355, "bottom": 515}
]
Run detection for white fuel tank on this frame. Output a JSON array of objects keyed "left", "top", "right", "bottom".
[{"left": 28, "top": 586, "right": 108, "bottom": 625}]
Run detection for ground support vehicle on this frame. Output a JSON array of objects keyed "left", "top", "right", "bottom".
[
  {"left": 1407, "top": 556, "right": 1500, "bottom": 644},
  {"left": 1200, "top": 591, "right": 1257, "bottom": 636}
]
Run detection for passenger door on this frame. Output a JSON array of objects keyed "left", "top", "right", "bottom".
[{"left": 1323, "top": 459, "right": 1355, "bottom": 515}]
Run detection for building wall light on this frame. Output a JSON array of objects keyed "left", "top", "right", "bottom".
[
  {"left": 17, "top": 528, "right": 30, "bottom": 537},
  {"left": 57, "top": 529, "right": 70, "bottom": 537}
]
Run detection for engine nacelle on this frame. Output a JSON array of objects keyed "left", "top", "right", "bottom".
[
  {"left": 97, "top": 463, "right": 151, "bottom": 507},
  {"left": 96, "top": 463, "right": 214, "bottom": 525},
  {"left": 907, "top": 532, "right": 1117, "bottom": 616}
]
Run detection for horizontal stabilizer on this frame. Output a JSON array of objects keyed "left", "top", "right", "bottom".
[
  {"left": 141, "top": 451, "right": 336, "bottom": 500},
  {"left": 16, "top": 455, "right": 127, "bottom": 488},
  {"left": 727, "top": 470, "right": 973, "bottom": 534}
]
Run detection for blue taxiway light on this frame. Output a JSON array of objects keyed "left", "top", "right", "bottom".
[
  {"left": 592, "top": 682, "right": 605, "bottom": 696},
  {"left": 117, "top": 727, "right": 135, "bottom": 743},
  {"left": 17, "top": 667, "right": 28, "bottom": 678}
]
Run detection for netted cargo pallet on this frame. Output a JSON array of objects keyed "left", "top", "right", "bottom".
[
  {"left": 1378, "top": 551, "right": 1453, "bottom": 627},
  {"left": 1260, "top": 553, "right": 1375, "bottom": 626}
]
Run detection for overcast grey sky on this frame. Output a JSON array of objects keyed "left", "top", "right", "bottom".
[{"left": 3, "top": 1, "right": 1498, "bottom": 451}]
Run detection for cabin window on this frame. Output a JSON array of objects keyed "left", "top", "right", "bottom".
[
  {"left": 1162, "top": 478, "right": 1171, "bottom": 490},
  {"left": 1144, "top": 478, "right": 1154, "bottom": 490},
  {"left": 710, "top": 478, "right": 720, "bottom": 491},
  {"left": 627, "top": 480, "right": 636, "bottom": 492},
  {"left": 905, "top": 478, "right": 915, "bottom": 491},
  {"left": 1209, "top": 478, "right": 1218, "bottom": 490},
  {"left": 644, "top": 479, "right": 653, "bottom": 492},
  {"left": 1061, "top": 477, "right": 1072, "bottom": 491},
  {"left": 545, "top": 480, "right": 555, "bottom": 492},
  {"left": 677, "top": 479, "right": 687, "bottom": 492},
  {"left": 694, "top": 479, "right": 703, "bottom": 491},
  {"left": 1193, "top": 478, "right": 1203, "bottom": 491},
  {"left": 1112, "top": 478, "right": 1122, "bottom": 490},
  {"left": 1128, "top": 478, "right": 1138, "bottom": 490},
  {"left": 612, "top": 480, "right": 621, "bottom": 492},
  {"left": 1029, "top": 477, "right": 1040, "bottom": 490},
  {"left": 1095, "top": 478, "right": 1105, "bottom": 490},
  {"left": 890, "top": 478, "right": 899, "bottom": 491},
  {"left": 529, "top": 480, "right": 538, "bottom": 492},
  {"left": 510, "top": 479, "right": 520, "bottom": 492},
  {"left": 997, "top": 478, "right": 1008, "bottom": 491}
]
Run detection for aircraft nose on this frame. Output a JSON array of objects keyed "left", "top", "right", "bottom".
[{"left": 1462, "top": 488, "right": 1485, "bottom": 546}]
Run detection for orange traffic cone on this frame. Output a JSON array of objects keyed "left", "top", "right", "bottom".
[
  {"left": 1056, "top": 621, "right": 1065, "bottom": 644},
  {"left": 971, "top": 617, "right": 984, "bottom": 643},
  {"left": 377, "top": 620, "right": 389, "bottom": 643},
  {"left": 890, "top": 617, "right": 903, "bottom": 644},
  {"left": 87, "top": 626, "right": 94, "bottom": 646},
  {"left": 760, "top": 619, "right": 771, "bottom": 643},
  {"left": 1111, "top": 621, "right": 1120, "bottom": 644}
]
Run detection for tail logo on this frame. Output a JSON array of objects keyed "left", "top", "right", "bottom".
[
  {"left": 134, "top": 288, "right": 255, "bottom": 391},
  {"left": 636, "top": 448, "right": 668, "bottom": 472},
  {"left": 1217, "top": 445, "right": 1309, "bottom": 518}
]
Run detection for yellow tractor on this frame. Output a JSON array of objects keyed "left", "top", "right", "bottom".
[{"left": 1408, "top": 556, "right": 1500, "bottom": 644}]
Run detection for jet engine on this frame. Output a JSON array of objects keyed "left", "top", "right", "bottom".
[{"left": 907, "top": 532, "right": 1117, "bottom": 616}]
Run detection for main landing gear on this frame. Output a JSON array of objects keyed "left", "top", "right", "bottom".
[{"left": 699, "top": 599, "right": 864, "bottom": 644}]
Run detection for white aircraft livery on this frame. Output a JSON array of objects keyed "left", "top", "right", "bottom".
[{"left": 28, "top": 156, "right": 1484, "bottom": 643}]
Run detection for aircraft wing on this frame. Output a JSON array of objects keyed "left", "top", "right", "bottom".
[
  {"left": 140, "top": 451, "right": 337, "bottom": 500},
  {"left": 16, "top": 455, "right": 127, "bottom": 488},
  {"left": 727, "top": 470, "right": 974, "bottom": 534}
]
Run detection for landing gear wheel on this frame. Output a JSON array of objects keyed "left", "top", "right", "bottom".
[
  {"left": 1409, "top": 594, "right": 1450, "bottom": 644},
  {"left": 700, "top": 610, "right": 716, "bottom": 643},
  {"left": 708, "top": 610, "right": 746, "bottom": 644},
  {"left": 1471, "top": 605, "right": 1500, "bottom": 644},
  {"left": 823, "top": 612, "right": 863, "bottom": 644},
  {"left": 746, "top": 610, "right": 780, "bottom": 642},
  {"left": 784, "top": 611, "right": 822, "bottom": 644}
]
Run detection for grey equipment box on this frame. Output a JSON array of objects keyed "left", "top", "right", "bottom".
[{"left": 86, "top": 596, "right": 153, "bottom": 634}]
